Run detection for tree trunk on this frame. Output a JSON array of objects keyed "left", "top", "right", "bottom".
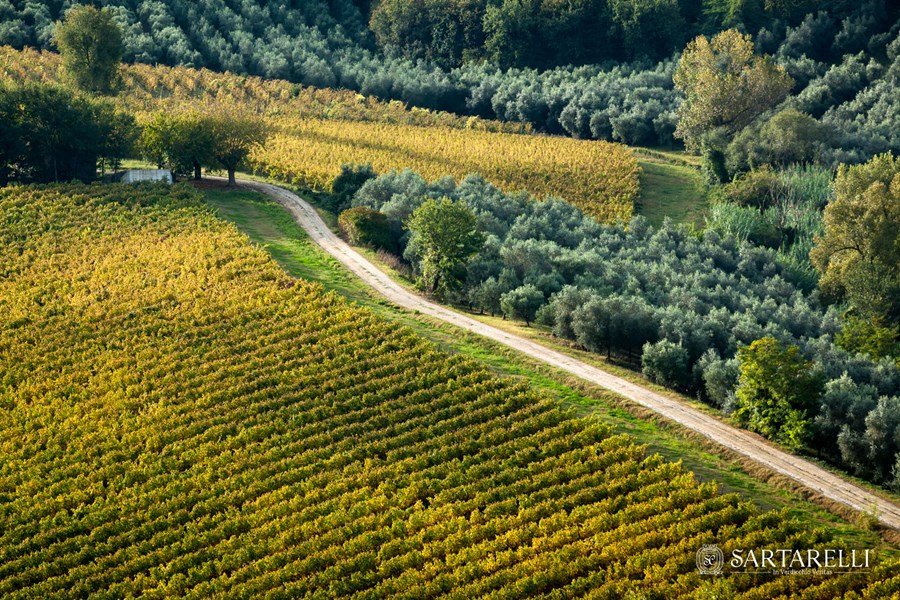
[
  {"left": 193, "top": 160, "right": 202, "bottom": 181},
  {"left": 432, "top": 273, "right": 441, "bottom": 297},
  {"left": 227, "top": 167, "right": 236, "bottom": 186}
]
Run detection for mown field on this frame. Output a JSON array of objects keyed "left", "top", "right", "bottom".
[
  {"left": 1, "top": 182, "right": 897, "bottom": 598},
  {"left": 0, "top": 46, "right": 640, "bottom": 224}
]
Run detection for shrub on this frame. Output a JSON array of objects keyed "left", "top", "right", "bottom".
[
  {"left": 330, "top": 163, "right": 377, "bottom": 212},
  {"left": 338, "top": 206, "right": 399, "bottom": 252},
  {"left": 716, "top": 167, "right": 780, "bottom": 210}
]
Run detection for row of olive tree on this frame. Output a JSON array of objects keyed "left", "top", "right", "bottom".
[
  {"left": 336, "top": 155, "right": 899, "bottom": 486},
  {"left": 10, "top": 2, "right": 897, "bottom": 156}
]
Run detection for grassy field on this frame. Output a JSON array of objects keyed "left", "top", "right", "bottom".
[
  {"left": 202, "top": 185, "right": 898, "bottom": 553},
  {"left": 634, "top": 149, "right": 709, "bottom": 227}
]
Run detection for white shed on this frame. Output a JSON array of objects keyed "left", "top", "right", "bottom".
[{"left": 120, "top": 169, "right": 173, "bottom": 184}]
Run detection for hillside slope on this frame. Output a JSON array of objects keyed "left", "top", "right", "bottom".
[
  {"left": 1, "top": 182, "right": 897, "bottom": 597},
  {"left": 237, "top": 177, "right": 900, "bottom": 532},
  {"left": 0, "top": 46, "right": 640, "bottom": 223},
  {"left": 0, "top": 0, "right": 371, "bottom": 80}
]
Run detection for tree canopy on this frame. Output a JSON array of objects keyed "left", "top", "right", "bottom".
[
  {"left": 0, "top": 83, "right": 135, "bottom": 184},
  {"left": 734, "top": 337, "right": 821, "bottom": 450},
  {"left": 500, "top": 284, "right": 544, "bottom": 326},
  {"left": 54, "top": 5, "right": 123, "bottom": 94},
  {"left": 810, "top": 153, "right": 900, "bottom": 324},
  {"left": 140, "top": 111, "right": 214, "bottom": 180},
  {"left": 405, "top": 197, "right": 484, "bottom": 297},
  {"left": 673, "top": 29, "right": 793, "bottom": 150},
  {"left": 205, "top": 113, "right": 270, "bottom": 186}
]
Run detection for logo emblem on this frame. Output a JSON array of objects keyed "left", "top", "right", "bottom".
[{"left": 697, "top": 544, "right": 725, "bottom": 575}]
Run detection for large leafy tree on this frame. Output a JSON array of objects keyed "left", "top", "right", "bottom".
[
  {"left": 405, "top": 197, "right": 484, "bottom": 297},
  {"left": 810, "top": 153, "right": 900, "bottom": 325},
  {"left": 140, "top": 112, "right": 214, "bottom": 181},
  {"left": 673, "top": 29, "right": 793, "bottom": 150},
  {"left": 54, "top": 5, "right": 123, "bottom": 95},
  {"left": 734, "top": 337, "right": 822, "bottom": 450},
  {"left": 205, "top": 113, "right": 270, "bottom": 186}
]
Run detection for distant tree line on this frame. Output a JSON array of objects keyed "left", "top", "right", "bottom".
[{"left": 1, "top": 1, "right": 897, "bottom": 159}]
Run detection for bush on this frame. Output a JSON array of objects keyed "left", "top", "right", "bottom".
[
  {"left": 725, "top": 110, "right": 829, "bottom": 174},
  {"left": 642, "top": 340, "right": 691, "bottom": 390},
  {"left": 500, "top": 284, "right": 544, "bottom": 326},
  {"left": 338, "top": 206, "right": 399, "bottom": 252},
  {"left": 329, "top": 163, "right": 377, "bottom": 213},
  {"left": 716, "top": 167, "right": 780, "bottom": 210}
]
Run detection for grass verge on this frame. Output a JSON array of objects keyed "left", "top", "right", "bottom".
[{"left": 634, "top": 148, "right": 709, "bottom": 227}]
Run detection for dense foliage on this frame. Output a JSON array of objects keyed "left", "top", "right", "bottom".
[
  {"left": 4, "top": 183, "right": 897, "bottom": 596},
  {"left": 351, "top": 167, "right": 900, "bottom": 488},
  {"left": 811, "top": 153, "right": 900, "bottom": 325},
  {"left": 1, "top": 2, "right": 896, "bottom": 155},
  {"left": 405, "top": 197, "right": 484, "bottom": 297},
  {"left": 673, "top": 29, "right": 793, "bottom": 151},
  {"left": 0, "top": 83, "right": 135, "bottom": 184},
  {"left": 54, "top": 4, "right": 123, "bottom": 94}
]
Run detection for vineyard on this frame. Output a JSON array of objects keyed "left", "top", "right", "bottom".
[
  {"left": 0, "top": 182, "right": 896, "bottom": 597},
  {"left": 253, "top": 119, "right": 638, "bottom": 223},
  {"left": 0, "top": 46, "right": 639, "bottom": 223},
  {"left": 0, "top": 47, "right": 524, "bottom": 133}
]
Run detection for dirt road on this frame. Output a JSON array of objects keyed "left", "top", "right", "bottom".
[{"left": 241, "top": 178, "right": 900, "bottom": 531}]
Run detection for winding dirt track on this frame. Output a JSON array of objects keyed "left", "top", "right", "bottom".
[{"left": 240, "top": 178, "right": 900, "bottom": 531}]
